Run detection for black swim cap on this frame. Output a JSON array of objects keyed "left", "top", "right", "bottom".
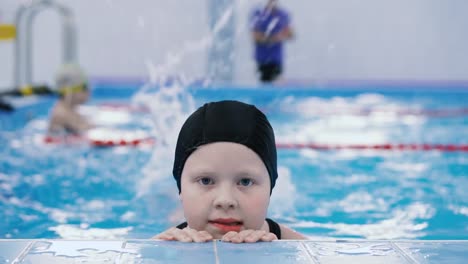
[{"left": 173, "top": 100, "right": 278, "bottom": 194}]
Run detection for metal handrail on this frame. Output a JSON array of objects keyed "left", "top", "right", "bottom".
[{"left": 14, "top": 0, "right": 77, "bottom": 87}]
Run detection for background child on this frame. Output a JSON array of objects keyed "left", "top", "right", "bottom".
[
  {"left": 154, "top": 100, "right": 306, "bottom": 243},
  {"left": 48, "top": 64, "right": 92, "bottom": 135}
]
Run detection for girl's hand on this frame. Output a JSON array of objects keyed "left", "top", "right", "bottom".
[
  {"left": 221, "top": 230, "right": 278, "bottom": 243},
  {"left": 152, "top": 227, "right": 213, "bottom": 243}
]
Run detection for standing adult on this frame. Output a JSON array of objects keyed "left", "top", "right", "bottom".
[{"left": 250, "top": 0, "right": 294, "bottom": 83}]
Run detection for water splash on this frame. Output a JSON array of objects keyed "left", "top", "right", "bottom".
[
  {"left": 269, "top": 166, "right": 298, "bottom": 217},
  {"left": 129, "top": 2, "right": 241, "bottom": 197},
  {"left": 48, "top": 225, "right": 132, "bottom": 240},
  {"left": 292, "top": 202, "right": 435, "bottom": 239},
  {"left": 31, "top": 240, "right": 136, "bottom": 258},
  {"left": 129, "top": 3, "right": 238, "bottom": 222},
  {"left": 132, "top": 80, "right": 195, "bottom": 199}
]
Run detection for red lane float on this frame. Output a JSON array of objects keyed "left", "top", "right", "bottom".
[
  {"left": 90, "top": 137, "right": 155, "bottom": 147},
  {"left": 276, "top": 143, "right": 468, "bottom": 152},
  {"left": 44, "top": 136, "right": 466, "bottom": 152},
  {"left": 43, "top": 135, "right": 155, "bottom": 147},
  {"left": 44, "top": 135, "right": 87, "bottom": 145}
]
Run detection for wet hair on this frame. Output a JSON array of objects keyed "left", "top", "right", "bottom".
[{"left": 173, "top": 100, "right": 278, "bottom": 194}]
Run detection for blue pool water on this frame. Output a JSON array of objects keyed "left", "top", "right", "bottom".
[{"left": 0, "top": 82, "right": 467, "bottom": 240}]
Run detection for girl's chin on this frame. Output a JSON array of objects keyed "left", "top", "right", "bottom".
[
  {"left": 205, "top": 226, "right": 234, "bottom": 239},
  {"left": 211, "top": 233, "right": 224, "bottom": 239},
  {"left": 205, "top": 227, "right": 225, "bottom": 239}
]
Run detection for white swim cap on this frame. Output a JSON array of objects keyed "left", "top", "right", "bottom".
[{"left": 55, "top": 63, "right": 87, "bottom": 92}]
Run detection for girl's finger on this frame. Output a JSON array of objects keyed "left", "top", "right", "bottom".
[
  {"left": 244, "top": 230, "right": 267, "bottom": 243},
  {"left": 154, "top": 233, "right": 174, "bottom": 240},
  {"left": 221, "top": 231, "right": 239, "bottom": 242},
  {"left": 184, "top": 228, "right": 211, "bottom": 243},
  {"left": 260, "top": 232, "right": 278, "bottom": 242},
  {"left": 199, "top": 230, "right": 214, "bottom": 240},
  {"left": 232, "top": 230, "right": 255, "bottom": 243},
  {"left": 171, "top": 228, "right": 193, "bottom": 242}
]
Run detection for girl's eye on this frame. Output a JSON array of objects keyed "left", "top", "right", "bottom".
[
  {"left": 198, "top": 177, "right": 214, "bottom": 185},
  {"left": 238, "top": 178, "right": 253, "bottom": 187}
]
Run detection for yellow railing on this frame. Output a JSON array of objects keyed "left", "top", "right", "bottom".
[{"left": 0, "top": 24, "right": 16, "bottom": 40}]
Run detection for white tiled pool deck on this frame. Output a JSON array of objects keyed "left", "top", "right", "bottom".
[{"left": 1, "top": 239, "right": 467, "bottom": 263}]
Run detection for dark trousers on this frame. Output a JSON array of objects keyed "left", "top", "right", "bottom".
[{"left": 257, "top": 63, "right": 282, "bottom": 83}]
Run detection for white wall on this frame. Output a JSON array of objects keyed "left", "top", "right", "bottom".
[
  {"left": 236, "top": 0, "right": 468, "bottom": 83},
  {"left": 0, "top": 0, "right": 210, "bottom": 89},
  {"left": 1, "top": 0, "right": 468, "bottom": 90}
]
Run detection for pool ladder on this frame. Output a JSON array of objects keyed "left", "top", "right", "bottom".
[{"left": 14, "top": 0, "right": 77, "bottom": 88}]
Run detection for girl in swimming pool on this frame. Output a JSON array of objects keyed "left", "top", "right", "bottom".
[{"left": 153, "top": 100, "right": 306, "bottom": 243}]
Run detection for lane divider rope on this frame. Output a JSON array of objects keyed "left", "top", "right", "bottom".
[{"left": 276, "top": 143, "right": 468, "bottom": 152}]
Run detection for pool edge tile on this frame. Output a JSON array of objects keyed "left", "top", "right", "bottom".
[
  {"left": 390, "top": 242, "right": 420, "bottom": 264},
  {"left": 299, "top": 241, "right": 320, "bottom": 264},
  {"left": 11, "top": 241, "right": 35, "bottom": 264}
]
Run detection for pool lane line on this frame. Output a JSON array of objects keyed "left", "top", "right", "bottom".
[
  {"left": 261, "top": 107, "right": 468, "bottom": 118},
  {"left": 276, "top": 143, "right": 468, "bottom": 152}
]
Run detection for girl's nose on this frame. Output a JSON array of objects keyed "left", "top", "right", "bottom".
[{"left": 213, "top": 188, "right": 238, "bottom": 210}]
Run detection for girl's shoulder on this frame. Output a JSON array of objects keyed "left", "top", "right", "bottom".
[{"left": 279, "top": 224, "right": 308, "bottom": 240}]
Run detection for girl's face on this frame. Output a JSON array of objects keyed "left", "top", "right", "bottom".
[{"left": 180, "top": 142, "right": 271, "bottom": 239}]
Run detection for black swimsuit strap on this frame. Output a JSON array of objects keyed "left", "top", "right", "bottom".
[
  {"left": 265, "top": 218, "right": 282, "bottom": 239},
  {"left": 176, "top": 222, "right": 188, "bottom": 229},
  {"left": 176, "top": 218, "right": 282, "bottom": 239}
]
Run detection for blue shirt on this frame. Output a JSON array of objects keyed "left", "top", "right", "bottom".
[{"left": 251, "top": 7, "right": 290, "bottom": 64}]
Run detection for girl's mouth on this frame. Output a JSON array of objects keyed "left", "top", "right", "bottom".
[{"left": 209, "top": 219, "right": 243, "bottom": 232}]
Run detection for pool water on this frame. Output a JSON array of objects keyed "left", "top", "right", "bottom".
[{"left": 0, "top": 82, "right": 467, "bottom": 240}]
